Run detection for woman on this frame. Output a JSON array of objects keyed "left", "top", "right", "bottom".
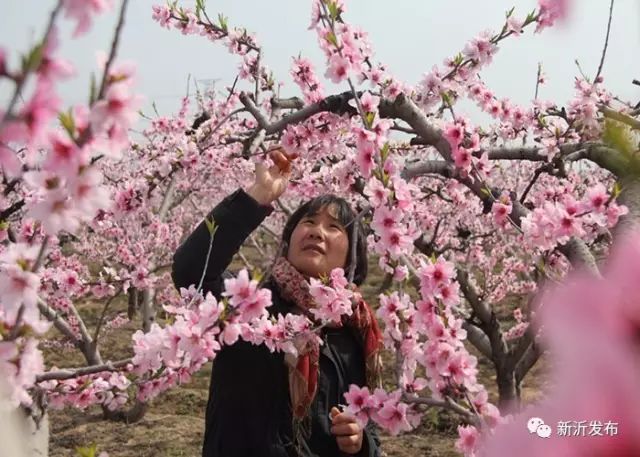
[{"left": 171, "top": 150, "right": 382, "bottom": 457}]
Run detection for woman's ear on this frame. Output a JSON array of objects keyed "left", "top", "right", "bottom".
[{"left": 280, "top": 240, "right": 289, "bottom": 257}]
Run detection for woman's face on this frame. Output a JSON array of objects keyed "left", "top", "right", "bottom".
[{"left": 287, "top": 204, "right": 350, "bottom": 279}]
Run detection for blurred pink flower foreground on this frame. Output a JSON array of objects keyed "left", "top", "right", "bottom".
[{"left": 480, "top": 231, "right": 640, "bottom": 456}]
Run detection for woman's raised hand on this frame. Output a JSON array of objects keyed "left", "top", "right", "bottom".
[{"left": 246, "top": 148, "right": 297, "bottom": 206}]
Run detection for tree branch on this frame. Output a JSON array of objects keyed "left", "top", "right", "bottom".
[
  {"left": 401, "top": 160, "right": 453, "bottom": 180},
  {"left": 271, "top": 97, "right": 304, "bottom": 110},
  {"left": 37, "top": 299, "right": 78, "bottom": 343},
  {"left": 379, "top": 94, "right": 453, "bottom": 161},
  {"left": 239, "top": 92, "right": 268, "bottom": 128},
  {"left": 36, "top": 359, "right": 131, "bottom": 382},
  {"left": 462, "top": 321, "right": 493, "bottom": 359}
]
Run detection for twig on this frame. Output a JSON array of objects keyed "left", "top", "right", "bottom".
[
  {"left": 97, "top": 0, "right": 130, "bottom": 100},
  {"left": 519, "top": 164, "right": 551, "bottom": 204},
  {"left": 0, "top": 0, "right": 63, "bottom": 127},
  {"left": 7, "top": 305, "right": 25, "bottom": 340},
  {"left": 254, "top": 51, "right": 262, "bottom": 104},
  {"left": 534, "top": 62, "right": 542, "bottom": 100},
  {"left": 32, "top": 236, "right": 50, "bottom": 272},
  {"left": 594, "top": 0, "right": 615, "bottom": 82},
  {"left": 92, "top": 287, "right": 124, "bottom": 344},
  {"left": 347, "top": 205, "right": 371, "bottom": 282},
  {"left": 197, "top": 224, "right": 217, "bottom": 292},
  {"left": 225, "top": 74, "right": 240, "bottom": 102}
]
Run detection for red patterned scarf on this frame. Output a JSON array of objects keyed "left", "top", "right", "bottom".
[{"left": 270, "top": 256, "right": 383, "bottom": 419}]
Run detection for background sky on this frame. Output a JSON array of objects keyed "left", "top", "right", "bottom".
[{"left": 1, "top": 0, "right": 639, "bottom": 128}]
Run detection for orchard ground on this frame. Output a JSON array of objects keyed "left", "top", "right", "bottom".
[{"left": 45, "top": 254, "right": 549, "bottom": 457}]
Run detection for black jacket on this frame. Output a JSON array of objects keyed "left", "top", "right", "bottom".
[{"left": 171, "top": 189, "right": 381, "bottom": 457}]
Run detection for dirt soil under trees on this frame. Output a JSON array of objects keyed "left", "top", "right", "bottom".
[{"left": 45, "top": 257, "right": 549, "bottom": 457}]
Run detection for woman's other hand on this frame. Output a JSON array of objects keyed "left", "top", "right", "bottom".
[
  {"left": 330, "top": 406, "right": 364, "bottom": 455},
  {"left": 246, "top": 148, "right": 295, "bottom": 206}
]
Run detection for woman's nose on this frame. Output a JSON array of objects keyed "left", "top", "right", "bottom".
[{"left": 306, "top": 225, "right": 324, "bottom": 240}]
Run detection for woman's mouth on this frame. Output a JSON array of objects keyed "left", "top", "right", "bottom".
[{"left": 302, "top": 244, "right": 325, "bottom": 255}]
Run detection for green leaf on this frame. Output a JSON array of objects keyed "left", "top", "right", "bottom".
[
  {"left": 612, "top": 181, "right": 622, "bottom": 199},
  {"left": 22, "top": 42, "right": 45, "bottom": 73},
  {"left": 380, "top": 143, "right": 390, "bottom": 163},
  {"left": 218, "top": 13, "right": 228, "bottom": 32},
  {"left": 505, "top": 7, "right": 515, "bottom": 18},
  {"left": 441, "top": 91, "right": 452, "bottom": 107},
  {"left": 328, "top": 1, "right": 340, "bottom": 21},
  {"left": 204, "top": 217, "right": 217, "bottom": 236},
  {"left": 195, "top": 0, "right": 205, "bottom": 19},
  {"left": 453, "top": 53, "right": 464, "bottom": 66},
  {"left": 326, "top": 31, "right": 338, "bottom": 48},
  {"left": 480, "top": 187, "right": 491, "bottom": 197},
  {"left": 75, "top": 444, "right": 97, "bottom": 457},
  {"left": 251, "top": 269, "right": 263, "bottom": 282},
  {"left": 525, "top": 10, "right": 537, "bottom": 24},
  {"left": 381, "top": 170, "right": 390, "bottom": 188},
  {"left": 58, "top": 109, "right": 76, "bottom": 137},
  {"left": 364, "top": 111, "right": 376, "bottom": 129}
]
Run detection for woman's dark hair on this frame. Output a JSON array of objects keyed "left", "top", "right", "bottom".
[{"left": 280, "top": 195, "right": 368, "bottom": 286}]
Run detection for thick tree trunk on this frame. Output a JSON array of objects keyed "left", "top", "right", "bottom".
[{"left": 495, "top": 367, "right": 521, "bottom": 413}]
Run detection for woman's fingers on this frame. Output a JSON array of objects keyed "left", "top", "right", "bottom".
[
  {"left": 269, "top": 149, "right": 290, "bottom": 172},
  {"left": 336, "top": 434, "right": 360, "bottom": 449},
  {"left": 331, "top": 409, "right": 363, "bottom": 454},
  {"left": 269, "top": 147, "right": 298, "bottom": 174},
  {"left": 331, "top": 422, "right": 360, "bottom": 436}
]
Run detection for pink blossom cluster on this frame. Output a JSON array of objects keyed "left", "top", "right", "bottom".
[
  {"left": 466, "top": 81, "right": 533, "bottom": 136},
  {"left": 344, "top": 386, "right": 421, "bottom": 435},
  {"left": 308, "top": 268, "right": 354, "bottom": 323},
  {"left": 41, "top": 371, "right": 130, "bottom": 411},
  {"left": 344, "top": 255, "right": 501, "bottom": 447},
  {"left": 151, "top": 4, "right": 261, "bottom": 71},
  {"left": 280, "top": 112, "right": 348, "bottom": 160},
  {"left": 119, "top": 273, "right": 320, "bottom": 403},
  {"left": 491, "top": 192, "right": 513, "bottom": 228},
  {"left": 290, "top": 56, "right": 325, "bottom": 103},
  {"left": 521, "top": 183, "right": 627, "bottom": 251},
  {"left": 417, "top": 8, "right": 540, "bottom": 111},
  {"left": 566, "top": 77, "right": 613, "bottom": 140},
  {"left": 536, "top": 0, "right": 570, "bottom": 32},
  {"left": 62, "top": 0, "right": 114, "bottom": 37},
  {"left": 310, "top": 0, "right": 373, "bottom": 84},
  {"left": 370, "top": 205, "right": 416, "bottom": 261}
]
